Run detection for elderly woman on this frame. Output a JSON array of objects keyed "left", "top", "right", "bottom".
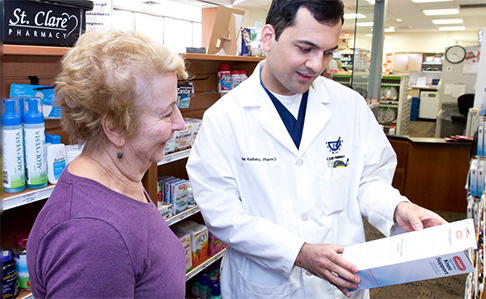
[{"left": 27, "top": 30, "right": 188, "bottom": 298}]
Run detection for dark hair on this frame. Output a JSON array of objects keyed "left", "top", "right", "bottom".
[{"left": 265, "top": 0, "right": 345, "bottom": 40}]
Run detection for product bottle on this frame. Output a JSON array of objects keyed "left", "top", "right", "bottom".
[
  {"left": 3, "top": 250, "right": 19, "bottom": 299},
  {"left": 13, "top": 232, "right": 30, "bottom": 291},
  {"left": 47, "top": 135, "right": 66, "bottom": 184},
  {"left": 23, "top": 98, "right": 47, "bottom": 189},
  {"left": 230, "top": 70, "right": 241, "bottom": 89},
  {"left": 210, "top": 282, "right": 222, "bottom": 299},
  {"left": 200, "top": 273, "right": 210, "bottom": 299},
  {"left": 217, "top": 64, "right": 231, "bottom": 93},
  {"left": 240, "top": 70, "right": 248, "bottom": 82},
  {"left": 2, "top": 98, "right": 26, "bottom": 193}
]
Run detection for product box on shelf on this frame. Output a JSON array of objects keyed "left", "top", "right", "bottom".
[
  {"left": 177, "top": 83, "right": 193, "bottom": 109},
  {"left": 170, "top": 180, "right": 190, "bottom": 215},
  {"left": 10, "top": 84, "right": 60, "bottom": 119},
  {"left": 157, "top": 175, "right": 174, "bottom": 205},
  {"left": 208, "top": 231, "right": 226, "bottom": 256},
  {"left": 171, "top": 228, "right": 193, "bottom": 273},
  {"left": 164, "top": 137, "right": 175, "bottom": 155},
  {"left": 3, "top": 0, "right": 94, "bottom": 47},
  {"left": 174, "top": 125, "right": 193, "bottom": 152},
  {"left": 173, "top": 221, "right": 209, "bottom": 268},
  {"left": 184, "top": 117, "right": 202, "bottom": 144},
  {"left": 342, "top": 219, "right": 476, "bottom": 291},
  {"left": 159, "top": 203, "right": 172, "bottom": 220}
]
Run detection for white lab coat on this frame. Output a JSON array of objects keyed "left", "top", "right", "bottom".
[{"left": 186, "top": 61, "right": 408, "bottom": 299}]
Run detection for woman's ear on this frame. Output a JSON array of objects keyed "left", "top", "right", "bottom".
[
  {"left": 261, "top": 24, "right": 275, "bottom": 53},
  {"left": 101, "top": 115, "right": 125, "bottom": 148}
]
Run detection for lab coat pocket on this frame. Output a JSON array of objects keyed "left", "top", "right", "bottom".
[
  {"left": 236, "top": 271, "right": 291, "bottom": 299},
  {"left": 319, "top": 165, "right": 351, "bottom": 216}
]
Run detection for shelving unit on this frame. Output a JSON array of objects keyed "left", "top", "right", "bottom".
[
  {"left": 331, "top": 73, "right": 410, "bottom": 135},
  {"left": 1, "top": 44, "right": 263, "bottom": 297},
  {"left": 421, "top": 53, "right": 443, "bottom": 72}
]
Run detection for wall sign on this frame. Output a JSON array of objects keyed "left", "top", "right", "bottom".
[{"left": 3, "top": 1, "right": 93, "bottom": 47}]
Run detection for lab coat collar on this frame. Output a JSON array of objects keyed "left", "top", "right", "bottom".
[{"left": 242, "top": 60, "right": 333, "bottom": 155}]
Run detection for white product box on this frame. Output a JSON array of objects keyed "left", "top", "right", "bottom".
[
  {"left": 342, "top": 219, "right": 477, "bottom": 291},
  {"left": 163, "top": 177, "right": 180, "bottom": 204},
  {"left": 184, "top": 117, "right": 202, "bottom": 144},
  {"left": 171, "top": 228, "right": 193, "bottom": 273},
  {"left": 158, "top": 203, "right": 172, "bottom": 220},
  {"left": 174, "top": 124, "right": 192, "bottom": 152},
  {"left": 164, "top": 136, "right": 175, "bottom": 155},
  {"left": 170, "top": 179, "right": 190, "bottom": 215}
]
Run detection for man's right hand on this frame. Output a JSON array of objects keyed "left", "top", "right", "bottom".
[{"left": 294, "top": 243, "right": 360, "bottom": 297}]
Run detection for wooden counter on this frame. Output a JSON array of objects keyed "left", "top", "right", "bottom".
[{"left": 388, "top": 136, "right": 471, "bottom": 212}]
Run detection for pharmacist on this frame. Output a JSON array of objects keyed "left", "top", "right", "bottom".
[{"left": 186, "top": 0, "right": 447, "bottom": 298}]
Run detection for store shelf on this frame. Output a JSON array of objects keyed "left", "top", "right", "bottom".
[
  {"left": 16, "top": 291, "right": 34, "bottom": 299},
  {"left": 164, "top": 205, "right": 200, "bottom": 227},
  {"left": 182, "top": 53, "right": 263, "bottom": 62},
  {"left": 3, "top": 185, "right": 55, "bottom": 210},
  {"left": 2, "top": 45, "right": 264, "bottom": 64},
  {"left": 158, "top": 149, "right": 191, "bottom": 166},
  {"left": 185, "top": 248, "right": 226, "bottom": 281},
  {"left": 2, "top": 44, "right": 69, "bottom": 56}
]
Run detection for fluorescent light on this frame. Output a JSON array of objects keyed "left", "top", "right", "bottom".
[
  {"left": 423, "top": 8, "right": 459, "bottom": 16},
  {"left": 385, "top": 36, "right": 393, "bottom": 40},
  {"left": 366, "top": 0, "right": 375, "bottom": 4},
  {"left": 439, "top": 26, "right": 466, "bottom": 31},
  {"left": 344, "top": 13, "right": 366, "bottom": 19},
  {"left": 384, "top": 27, "right": 395, "bottom": 32},
  {"left": 413, "top": 0, "right": 452, "bottom": 3},
  {"left": 432, "top": 19, "right": 463, "bottom": 24},
  {"left": 356, "top": 22, "right": 374, "bottom": 27},
  {"left": 366, "top": 34, "right": 373, "bottom": 37}
]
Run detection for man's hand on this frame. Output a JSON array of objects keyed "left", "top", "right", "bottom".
[
  {"left": 294, "top": 243, "right": 359, "bottom": 297},
  {"left": 394, "top": 201, "right": 448, "bottom": 231}
]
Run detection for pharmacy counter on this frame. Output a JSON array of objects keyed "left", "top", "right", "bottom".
[{"left": 387, "top": 135, "right": 471, "bottom": 213}]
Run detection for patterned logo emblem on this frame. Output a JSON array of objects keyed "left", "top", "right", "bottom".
[{"left": 326, "top": 137, "right": 343, "bottom": 153}]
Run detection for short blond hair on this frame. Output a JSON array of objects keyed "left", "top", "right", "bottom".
[{"left": 55, "top": 30, "right": 188, "bottom": 148}]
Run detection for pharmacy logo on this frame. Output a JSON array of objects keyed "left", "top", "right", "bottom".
[{"left": 326, "top": 137, "right": 343, "bottom": 153}]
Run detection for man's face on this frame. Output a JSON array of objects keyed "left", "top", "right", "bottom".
[{"left": 262, "top": 7, "right": 342, "bottom": 95}]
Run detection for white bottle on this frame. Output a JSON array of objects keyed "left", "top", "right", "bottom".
[
  {"left": 2, "top": 98, "right": 26, "bottom": 193},
  {"left": 23, "top": 98, "right": 47, "bottom": 189},
  {"left": 47, "top": 135, "right": 66, "bottom": 184}
]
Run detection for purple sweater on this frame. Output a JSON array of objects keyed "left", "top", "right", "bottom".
[{"left": 27, "top": 169, "right": 186, "bottom": 298}]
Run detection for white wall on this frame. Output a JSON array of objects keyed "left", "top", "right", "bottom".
[{"left": 384, "top": 31, "right": 480, "bottom": 54}]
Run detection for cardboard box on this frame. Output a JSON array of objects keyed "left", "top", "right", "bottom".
[
  {"left": 208, "top": 230, "right": 226, "bottom": 256},
  {"left": 173, "top": 221, "right": 208, "bottom": 268},
  {"left": 158, "top": 203, "right": 172, "bottom": 220},
  {"left": 186, "top": 224, "right": 209, "bottom": 268},
  {"left": 171, "top": 228, "right": 193, "bottom": 273},
  {"left": 3, "top": 0, "right": 93, "bottom": 47},
  {"left": 342, "top": 219, "right": 476, "bottom": 291}
]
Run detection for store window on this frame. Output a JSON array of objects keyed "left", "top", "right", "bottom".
[{"left": 112, "top": 0, "right": 203, "bottom": 53}]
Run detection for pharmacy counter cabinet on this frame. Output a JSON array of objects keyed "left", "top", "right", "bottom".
[{"left": 388, "top": 135, "right": 471, "bottom": 212}]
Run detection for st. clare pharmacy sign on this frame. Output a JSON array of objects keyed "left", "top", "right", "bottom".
[{"left": 3, "top": 0, "right": 93, "bottom": 47}]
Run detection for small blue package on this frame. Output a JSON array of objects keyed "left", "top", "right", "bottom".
[
  {"left": 177, "top": 83, "right": 193, "bottom": 109},
  {"left": 9, "top": 83, "right": 61, "bottom": 119}
]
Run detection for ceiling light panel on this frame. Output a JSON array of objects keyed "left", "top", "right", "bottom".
[
  {"left": 423, "top": 8, "right": 459, "bottom": 16},
  {"left": 432, "top": 19, "right": 463, "bottom": 24}
]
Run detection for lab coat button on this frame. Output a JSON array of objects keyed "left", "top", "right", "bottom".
[
  {"left": 296, "top": 159, "right": 303, "bottom": 166},
  {"left": 301, "top": 214, "right": 309, "bottom": 221}
]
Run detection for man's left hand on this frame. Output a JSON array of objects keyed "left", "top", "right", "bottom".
[{"left": 394, "top": 201, "right": 448, "bottom": 232}]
